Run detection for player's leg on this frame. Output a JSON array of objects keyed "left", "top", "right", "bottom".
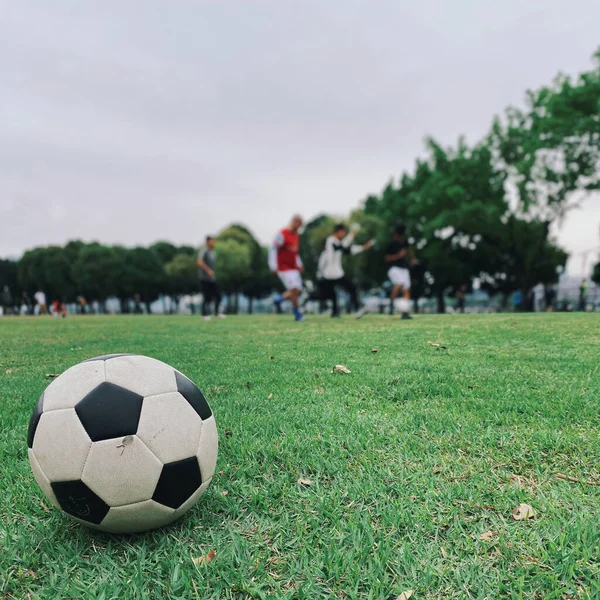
[
  {"left": 339, "top": 276, "right": 366, "bottom": 319},
  {"left": 277, "top": 271, "right": 306, "bottom": 320},
  {"left": 389, "top": 284, "right": 402, "bottom": 315},
  {"left": 214, "top": 283, "right": 225, "bottom": 318},
  {"left": 202, "top": 282, "right": 214, "bottom": 320},
  {"left": 339, "top": 276, "right": 360, "bottom": 313},
  {"left": 399, "top": 269, "right": 413, "bottom": 320},
  {"left": 289, "top": 273, "right": 305, "bottom": 321},
  {"left": 201, "top": 283, "right": 208, "bottom": 317},
  {"left": 325, "top": 279, "right": 340, "bottom": 317},
  {"left": 273, "top": 280, "right": 293, "bottom": 308}
]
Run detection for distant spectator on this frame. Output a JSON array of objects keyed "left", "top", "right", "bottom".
[
  {"left": 533, "top": 283, "right": 545, "bottom": 312},
  {"left": 34, "top": 289, "right": 48, "bottom": 315},
  {"left": 21, "top": 292, "right": 32, "bottom": 315},
  {"left": 77, "top": 295, "right": 87, "bottom": 315},
  {"left": 456, "top": 284, "right": 467, "bottom": 314},
  {"left": 544, "top": 283, "right": 556, "bottom": 312},
  {"left": 579, "top": 279, "right": 589, "bottom": 312},
  {"left": 51, "top": 300, "right": 67, "bottom": 318},
  {"left": 513, "top": 289, "right": 524, "bottom": 312},
  {"left": 1, "top": 285, "right": 13, "bottom": 315},
  {"left": 133, "top": 293, "right": 143, "bottom": 314}
]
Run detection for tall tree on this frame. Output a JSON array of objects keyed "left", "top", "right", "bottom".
[
  {"left": 491, "top": 48, "right": 600, "bottom": 222},
  {"left": 18, "top": 246, "right": 76, "bottom": 301},
  {"left": 478, "top": 215, "right": 568, "bottom": 306},
  {"left": 114, "top": 247, "right": 165, "bottom": 313},
  {"left": 218, "top": 224, "right": 272, "bottom": 311},
  {"left": 214, "top": 239, "right": 252, "bottom": 313},
  {"left": 71, "top": 244, "right": 123, "bottom": 311},
  {"left": 164, "top": 253, "right": 201, "bottom": 305},
  {"left": 0, "top": 259, "right": 19, "bottom": 295},
  {"left": 149, "top": 241, "right": 180, "bottom": 266}
]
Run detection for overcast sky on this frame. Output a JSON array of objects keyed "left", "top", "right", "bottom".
[{"left": 1, "top": 1, "right": 599, "bottom": 274}]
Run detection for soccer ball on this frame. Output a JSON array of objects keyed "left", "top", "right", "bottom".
[
  {"left": 396, "top": 298, "right": 411, "bottom": 314},
  {"left": 27, "top": 354, "right": 218, "bottom": 534}
]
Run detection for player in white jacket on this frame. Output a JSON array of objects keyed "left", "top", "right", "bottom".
[{"left": 318, "top": 223, "right": 373, "bottom": 318}]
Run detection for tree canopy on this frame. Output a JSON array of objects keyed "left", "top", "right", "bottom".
[{"left": 491, "top": 49, "right": 600, "bottom": 221}]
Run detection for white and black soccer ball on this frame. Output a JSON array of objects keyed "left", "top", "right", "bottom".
[{"left": 27, "top": 354, "right": 218, "bottom": 534}]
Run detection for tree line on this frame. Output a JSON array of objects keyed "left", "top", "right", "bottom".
[
  {"left": 0, "top": 225, "right": 278, "bottom": 314},
  {"left": 1, "top": 49, "right": 599, "bottom": 313}
]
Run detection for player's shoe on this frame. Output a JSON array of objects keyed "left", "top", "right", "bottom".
[
  {"left": 217, "top": 313, "right": 226, "bottom": 319},
  {"left": 355, "top": 308, "right": 367, "bottom": 319},
  {"left": 202, "top": 316, "right": 212, "bottom": 321},
  {"left": 295, "top": 314, "right": 307, "bottom": 322},
  {"left": 401, "top": 313, "right": 413, "bottom": 320}
]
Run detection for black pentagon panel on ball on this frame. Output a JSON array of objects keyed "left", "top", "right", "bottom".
[
  {"left": 152, "top": 456, "right": 202, "bottom": 509},
  {"left": 75, "top": 382, "right": 144, "bottom": 442},
  {"left": 51, "top": 480, "right": 110, "bottom": 525},
  {"left": 27, "top": 393, "right": 44, "bottom": 448},
  {"left": 83, "top": 353, "right": 136, "bottom": 363},
  {"left": 175, "top": 371, "right": 212, "bottom": 420}
]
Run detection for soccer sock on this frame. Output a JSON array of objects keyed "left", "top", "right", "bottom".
[
  {"left": 389, "top": 298, "right": 394, "bottom": 315},
  {"left": 293, "top": 307, "right": 302, "bottom": 319}
]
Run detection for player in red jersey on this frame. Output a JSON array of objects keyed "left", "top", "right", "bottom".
[{"left": 268, "top": 214, "right": 306, "bottom": 321}]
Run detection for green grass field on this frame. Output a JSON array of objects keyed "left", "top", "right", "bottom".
[{"left": 1, "top": 314, "right": 599, "bottom": 599}]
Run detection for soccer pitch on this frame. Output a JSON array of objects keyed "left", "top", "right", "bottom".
[{"left": 1, "top": 314, "right": 599, "bottom": 599}]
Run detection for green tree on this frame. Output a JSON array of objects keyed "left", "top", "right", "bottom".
[
  {"left": 592, "top": 262, "right": 600, "bottom": 286},
  {"left": 478, "top": 215, "right": 568, "bottom": 307},
  {"left": 178, "top": 245, "right": 197, "bottom": 257},
  {"left": 0, "top": 259, "right": 19, "bottom": 295},
  {"left": 114, "top": 247, "right": 165, "bottom": 313},
  {"left": 71, "top": 244, "right": 123, "bottom": 311},
  {"left": 164, "top": 253, "right": 201, "bottom": 308},
  {"left": 593, "top": 228, "right": 600, "bottom": 285},
  {"left": 214, "top": 239, "right": 252, "bottom": 313},
  {"left": 218, "top": 224, "right": 271, "bottom": 312},
  {"left": 18, "top": 246, "right": 76, "bottom": 301},
  {"left": 491, "top": 49, "right": 600, "bottom": 222},
  {"left": 149, "top": 241, "right": 180, "bottom": 266}
]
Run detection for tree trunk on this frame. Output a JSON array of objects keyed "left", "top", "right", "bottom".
[
  {"left": 436, "top": 291, "right": 446, "bottom": 314},
  {"left": 413, "top": 297, "right": 419, "bottom": 314},
  {"left": 248, "top": 296, "right": 253, "bottom": 315},
  {"left": 501, "top": 293, "right": 509, "bottom": 311},
  {"left": 234, "top": 292, "right": 239, "bottom": 314},
  {"left": 120, "top": 298, "right": 129, "bottom": 314}
]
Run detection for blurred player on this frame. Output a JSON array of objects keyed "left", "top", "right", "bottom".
[
  {"left": 269, "top": 215, "right": 306, "bottom": 321},
  {"left": 197, "top": 236, "right": 225, "bottom": 321},
  {"left": 319, "top": 223, "right": 373, "bottom": 318},
  {"left": 385, "top": 224, "right": 415, "bottom": 320},
  {"left": 34, "top": 289, "right": 48, "bottom": 315}
]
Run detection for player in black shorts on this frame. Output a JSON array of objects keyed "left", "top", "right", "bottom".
[{"left": 384, "top": 224, "right": 415, "bottom": 319}]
